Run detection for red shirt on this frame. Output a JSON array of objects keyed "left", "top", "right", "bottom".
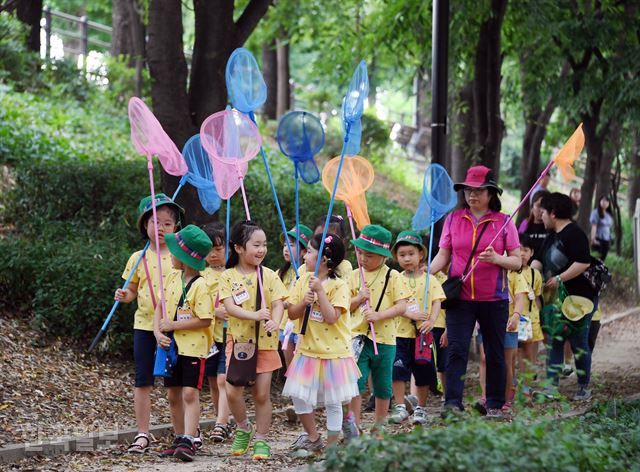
[{"left": 439, "top": 209, "right": 520, "bottom": 302}]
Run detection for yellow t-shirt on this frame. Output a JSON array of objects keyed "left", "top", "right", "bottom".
[
  {"left": 397, "top": 272, "right": 446, "bottom": 338},
  {"left": 122, "top": 249, "right": 176, "bottom": 332},
  {"left": 507, "top": 271, "right": 529, "bottom": 332},
  {"left": 218, "top": 266, "right": 288, "bottom": 351},
  {"left": 520, "top": 266, "right": 543, "bottom": 324},
  {"left": 349, "top": 265, "right": 410, "bottom": 345},
  {"left": 160, "top": 272, "right": 213, "bottom": 358},
  {"left": 279, "top": 267, "right": 300, "bottom": 333},
  {"left": 289, "top": 273, "right": 351, "bottom": 358},
  {"left": 201, "top": 267, "right": 225, "bottom": 343},
  {"left": 434, "top": 272, "right": 448, "bottom": 328}
]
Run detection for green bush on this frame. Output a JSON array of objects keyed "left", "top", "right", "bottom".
[
  {"left": 0, "top": 13, "right": 40, "bottom": 87},
  {"left": 320, "top": 401, "right": 640, "bottom": 471}
]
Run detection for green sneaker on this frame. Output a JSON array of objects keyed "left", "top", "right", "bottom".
[
  {"left": 252, "top": 439, "right": 271, "bottom": 460},
  {"left": 230, "top": 424, "right": 254, "bottom": 456}
]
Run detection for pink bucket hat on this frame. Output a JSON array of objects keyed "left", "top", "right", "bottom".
[{"left": 453, "top": 165, "right": 503, "bottom": 195}]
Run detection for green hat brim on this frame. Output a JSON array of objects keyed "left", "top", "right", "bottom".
[
  {"left": 351, "top": 238, "right": 392, "bottom": 258},
  {"left": 280, "top": 231, "right": 310, "bottom": 249},
  {"left": 137, "top": 200, "right": 185, "bottom": 239},
  {"left": 165, "top": 233, "right": 207, "bottom": 271},
  {"left": 392, "top": 238, "right": 427, "bottom": 257}
]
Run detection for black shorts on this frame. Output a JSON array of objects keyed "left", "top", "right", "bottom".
[
  {"left": 432, "top": 328, "right": 448, "bottom": 373},
  {"left": 392, "top": 337, "right": 437, "bottom": 388},
  {"left": 164, "top": 355, "right": 206, "bottom": 389},
  {"left": 133, "top": 329, "right": 156, "bottom": 388}
]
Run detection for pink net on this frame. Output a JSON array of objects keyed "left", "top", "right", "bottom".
[
  {"left": 200, "top": 109, "right": 261, "bottom": 200},
  {"left": 127, "top": 97, "right": 187, "bottom": 176}
]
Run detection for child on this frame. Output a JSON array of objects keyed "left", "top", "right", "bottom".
[
  {"left": 347, "top": 224, "right": 409, "bottom": 432},
  {"left": 283, "top": 233, "right": 360, "bottom": 453},
  {"left": 278, "top": 224, "right": 314, "bottom": 368},
  {"left": 313, "top": 214, "right": 352, "bottom": 280},
  {"left": 517, "top": 234, "right": 544, "bottom": 396},
  {"left": 153, "top": 225, "right": 214, "bottom": 462},
  {"left": 218, "top": 220, "right": 287, "bottom": 460},
  {"left": 477, "top": 270, "right": 527, "bottom": 413},
  {"left": 114, "top": 193, "right": 183, "bottom": 454},
  {"left": 389, "top": 231, "right": 445, "bottom": 425},
  {"left": 201, "top": 222, "right": 231, "bottom": 443}
]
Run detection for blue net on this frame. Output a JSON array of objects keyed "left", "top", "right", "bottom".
[
  {"left": 342, "top": 112, "right": 362, "bottom": 155},
  {"left": 182, "top": 134, "right": 222, "bottom": 214},
  {"left": 412, "top": 163, "right": 457, "bottom": 231},
  {"left": 277, "top": 111, "right": 324, "bottom": 185},
  {"left": 342, "top": 60, "right": 368, "bottom": 125},
  {"left": 225, "top": 48, "right": 267, "bottom": 114}
]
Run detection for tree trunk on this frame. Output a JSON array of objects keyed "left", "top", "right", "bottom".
[
  {"left": 629, "top": 130, "right": 640, "bottom": 216},
  {"left": 262, "top": 39, "right": 277, "bottom": 119},
  {"left": 276, "top": 35, "right": 290, "bottom": 118},
  {"left": 16, "top": 0, "right": 42, "bottom": 53},
  {"left": 610, "top": 154, "right": 623, "bottom": 256},
  {"left": 368, "top": 54, "right": 376, "bottom": 108},
  {"left": 594, "top": 119, "right": 621, "bottom": 205},
  {"left": 111, "top": 0, "right": 135, "bottom": 58},
  {"left": 414, "top": 65, "right": 430, "bottom": 129},
  {"left": 450, "top": 82, "right": 474, "bottom": 183},
  {"left": 471, "top": 0, "right": 507, "bottom": 177}
]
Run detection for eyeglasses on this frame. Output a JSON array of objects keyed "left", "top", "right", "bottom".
[{"left": 463, "top": 187, "right": 487, "bottom": 195}]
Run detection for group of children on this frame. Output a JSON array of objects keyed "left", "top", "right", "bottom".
[{"left": 116, "top": 193, "right": 548, "bottom": 462}]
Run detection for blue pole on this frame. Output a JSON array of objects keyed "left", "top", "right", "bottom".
[{"left": 88, "top": 177, "right": 187, "bottom": 352}]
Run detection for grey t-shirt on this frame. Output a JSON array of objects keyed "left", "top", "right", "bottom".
[{"left": 589, "top": 209, "right": 613, "bottom": 241}]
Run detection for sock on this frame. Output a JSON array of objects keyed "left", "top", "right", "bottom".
[
  {"left": 237, "top": 420, "right": 250, "bottom": 430},
  {"left": 255, "top": 433, "right": 267, "bottom": 440}
]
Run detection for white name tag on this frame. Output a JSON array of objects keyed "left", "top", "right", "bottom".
[
  {"left": 177, "top": 307, "right": 192, "bottom": 321},
  {"left": 232, "top": 288, "right": 250, "bottom": 305}
]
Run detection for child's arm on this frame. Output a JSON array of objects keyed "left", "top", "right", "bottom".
[
  {"left": 114, "top": 282, "right": 139, "bottom": 303},
  {"left": 365, "top": 298, "right": 408, "bottom": 322},
  {"left": 162, "top": 317, "right": 212, "bottom": 332},
  {"left": 265, "top": 299, "right": 284, "bottom": 333},
  {"left": 215, "top": 304, "right": 227, "bottom": 320},
  {"left": 310, "top": 276, "right": 341, "bottom": 325},
  {"left": 153, "top": 301, "right": 171, "bottom": 348},
  {"left": 418, "top": 299, "right": 442, "bottom": 333},
  {"left": 535, "top": 297, "right": 542, "bottom": 310},
  {"left": 350, "top": 286, "right": 371, "bottom": 311},
  {"left": 222, "top": 297, "right": 270, "bottom": 322},
  {"left": 288, "top": 291, "right": 315, "bottom": 320},
  {"left": 508, "top": 292, "right": 526, "bottom": 330}
]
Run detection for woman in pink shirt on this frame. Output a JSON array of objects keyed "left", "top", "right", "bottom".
[{"left": 430, "top": 166, "right": 521, "bottom": 417}]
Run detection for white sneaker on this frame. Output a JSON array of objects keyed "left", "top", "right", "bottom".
[
  {"left": 411, "top": 406, "right": 428, "bottom": 425},
  {"left": 389, "top": 404, "right": 409, "bottom": 424}
]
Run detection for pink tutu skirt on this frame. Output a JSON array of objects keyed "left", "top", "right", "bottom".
[{"left": 282, "top": 354, "right": 361, "bottom": 406}]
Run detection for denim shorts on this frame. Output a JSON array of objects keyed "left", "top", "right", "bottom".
[
  {"left": 477, "top": 330, "right": 519, "bottom": 350},
  {"left": 279, "top": 329, "right": 298, "bottom": 346},
  {"left": 204, "top": 341, "right": 227, "bottom": 377}
]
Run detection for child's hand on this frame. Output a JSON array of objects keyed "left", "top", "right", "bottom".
[
  {"left": 256, "top": 307, "right": 271, "bottom": 322},
  {"left": 303, "top": 291, "right": 315, "bottom": 305},
  {"left": 114, "top": 288, "right": 129, "bottom": 303},
  {"left": 358, "top": 287, "right": 371, "bottom": 304},
  {"left": 264, "top": 319, "right": 277, "bottom": 333},
  {"left": 364, "top": 308, "right": 380, "bottom": 322},
  {"left": 409, "top": 310, "right": 429, "bottom": 322},
  {"left": 507, "top": 314, "right": 519, "bottom": 331},
  {"left": 308, "top": 276, "right": 323, "bottom": 293},
  {"left": 440, "top": 330, "right": 448, "bottom": 347},
  {"left": 155, "top": 332, "right": 171, "bottom": 348},
  {"left": 159, "top": 318, "right": 174, "bottom": 333},
  {"left": 215, "top": 305, "right": 228, "bottom": 320},
  {"left": 418, "top": 317, "right": 435, "bottom": 334}
]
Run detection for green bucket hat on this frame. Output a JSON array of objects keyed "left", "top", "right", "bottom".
[
  {"left": 280, "top": 224, "right": 314, "bottom": 249},
  {"left": 392, "top": 230, "right": 427, "bottom": 257},
  {"left": 165, "top": 224, "right": 212, "bottom": 271},
  {"left": 351, "top": 224, "right": 393, "bottom": 258},
  {"left": 136, "top": 193, "right": 185, "bottom": 239}
]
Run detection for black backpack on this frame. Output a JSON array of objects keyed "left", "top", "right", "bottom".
[{"left": 582, "top": 256, "right": 612, "bottom": 295}]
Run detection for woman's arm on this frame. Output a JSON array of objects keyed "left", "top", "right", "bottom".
[{"left": 429, "top": 248, "right": 451, "bottom": 275}]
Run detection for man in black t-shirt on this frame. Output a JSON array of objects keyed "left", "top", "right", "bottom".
[{"left": 531, "top": 193, "right": 597, "bottom": 401}]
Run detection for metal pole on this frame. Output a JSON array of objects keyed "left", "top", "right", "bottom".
[
  {"left": 430, "top": 0, "right": 449, "bottom": 166},
  {"left": 44, "top": 6, "right": 51, "bottom": 60}
]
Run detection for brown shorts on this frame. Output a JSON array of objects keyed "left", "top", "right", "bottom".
[{"left": 225, "top": 337, "right": 282, "bottom": 374}]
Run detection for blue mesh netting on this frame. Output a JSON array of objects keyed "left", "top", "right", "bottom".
[
  {"left": 182, "top": 134, "right": 222, "bottom": 214},
  {"left": 277, "top": 111, "right": 324, "bottom": 185},
  {"left": 225, "top": 48, "right": 267, "bottom": 114},
  {"left": 342, "top": 60, "right": 368, "bottom": 125},
  {"left": 342, "top": 110, "right": 362, "bottom": 155},
  {"left": 412, "top": 163, "right": 457, "bottom": 231}
]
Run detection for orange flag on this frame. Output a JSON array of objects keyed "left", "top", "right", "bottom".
[
  {"left": 554, "top": 123, "right": 585, "bottom": 181},
  {"left": 322, "top": 156, "right": 374, "bottom": 230}
]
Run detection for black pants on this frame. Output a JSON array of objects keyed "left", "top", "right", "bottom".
[
  {"left": 595, "top": 238, "right": 610, "bottom": 261},
  {"left": 588, "top": 320, "right": 601, "bottom": 353}
]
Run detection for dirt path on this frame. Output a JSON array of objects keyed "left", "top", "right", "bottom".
[{"left": 7, "top": 310, "right": 640, "bottom": 471}]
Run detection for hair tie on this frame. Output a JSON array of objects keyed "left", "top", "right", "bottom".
[
  {"left": 325, "top": 236, "right": 333, "bottom": 244},
  {"left": 336, "top": 215, "right": 343, "bottom": 221}
]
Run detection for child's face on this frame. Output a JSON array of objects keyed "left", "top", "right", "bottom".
[
  {"left": 532, "top": 198, "right": 544, "bottom": 223},
  {"left": 395, "top": 244, "right": 423, "bottom": 272},
  {"left": 283, "top": 237, "right": 305, "bottom": 264},
  {"left": 520, "top": 246, "right": 533, "bottom": 266},
  {"left": 357, "top": 250, "right": 386, "bottom": 272},
  {"left": 304, "top": 245, "right": 320, "bottom": 272},
  {"left": 171, "top": 254, "right": 183, "bottom": 270},
  {"left": 145, "top": 206, "right": 178, "bottom": 245},
  {"left": 236, "top": 229, "right": 267, "bottom": 267},
  {"left": 206, "top": 242, "right": 225, "bottom": 267}
]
